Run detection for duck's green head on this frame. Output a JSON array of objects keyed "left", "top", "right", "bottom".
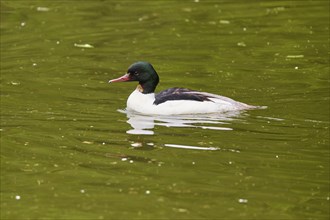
[{"left": 109, "top": 61, "right": 159, "bottom": 94}]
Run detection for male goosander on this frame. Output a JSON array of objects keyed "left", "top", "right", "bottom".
[{"left": 109, "top": 62, "right": 258, "bottom": 115}]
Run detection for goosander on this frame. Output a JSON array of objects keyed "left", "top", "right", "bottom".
[{"left": 109, "top": 62, "right": 258, "bottom": 115}]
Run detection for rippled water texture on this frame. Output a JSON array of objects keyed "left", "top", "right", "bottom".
[{"left": 1, "top": 1, "right": 329, "bottom": 219}]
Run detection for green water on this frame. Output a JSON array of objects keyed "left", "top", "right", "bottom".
[{"left": 1, "top": 0, "right": 329, "bottom": 219}]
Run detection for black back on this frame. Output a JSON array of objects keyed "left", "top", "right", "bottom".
[{"left": 154, "top": 87, "right": 213, "bottom": 105}]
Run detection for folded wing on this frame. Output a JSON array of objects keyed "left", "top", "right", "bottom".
[{"left": 154, "top": 87, "right": 214, "bottom": 105}]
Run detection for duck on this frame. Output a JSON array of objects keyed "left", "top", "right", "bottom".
[{"left": 109, "top": 61, "right": 258, "bottom": 115}]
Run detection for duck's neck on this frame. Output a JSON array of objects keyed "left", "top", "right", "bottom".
[
  {"left": 140, "top": 82, "right": 157, "bottom": 94},
  {"left": 139, "top": 74, "right": 159, "bottom": 94}
]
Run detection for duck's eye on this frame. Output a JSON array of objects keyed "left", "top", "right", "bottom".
[{"left": 133, "top": 71, "right": 139, "bottom": 76}]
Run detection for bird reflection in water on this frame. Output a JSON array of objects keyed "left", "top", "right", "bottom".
[
  {"left": 119, "top": 109, "right": 248, "bottom": 151},
  {"left": 119, "top": 109, "right": 246, "bottom": 135}
]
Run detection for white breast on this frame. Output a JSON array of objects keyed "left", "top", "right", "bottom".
[{"left": 127, "top": 89, "right": 156, "bottom": 113}]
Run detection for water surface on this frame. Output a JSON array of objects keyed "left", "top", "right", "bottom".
[{"left": 1, "top": 1, "right": 329, "bottom": 219}]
